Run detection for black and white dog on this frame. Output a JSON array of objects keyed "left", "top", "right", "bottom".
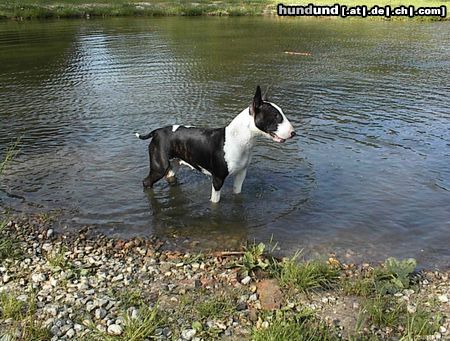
[{"left": 135, "top": 86, "right": 295, "bottom": 203}]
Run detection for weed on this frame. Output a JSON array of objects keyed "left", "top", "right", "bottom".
[{"left": 344, "top": 258, "right": 417, "bottom": 297}]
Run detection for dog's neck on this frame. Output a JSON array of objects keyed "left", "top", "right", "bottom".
[{"left": 225, "top": 107, "right": 262, "bottom": 145}]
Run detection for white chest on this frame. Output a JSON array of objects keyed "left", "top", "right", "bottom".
[{"left": 223, "top": 109, "right": 257, "bottom": 175}]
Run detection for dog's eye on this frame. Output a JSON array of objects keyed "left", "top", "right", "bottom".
[{"left": 275, "top": 112, "right": 282, "bottom": 123}]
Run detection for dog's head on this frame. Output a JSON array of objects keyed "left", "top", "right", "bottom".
[{"left": 250, "top": 86, "right": 295, "bottom": 143}]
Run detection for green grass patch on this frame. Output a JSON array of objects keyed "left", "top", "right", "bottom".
[
  {"left": 1, "top": 0, "right": 445, "bottom": 20},
  {"left": 196, "top": 294, "right": 236, "bottom": 320},
  {"left": 0, "top": 0, "right": 271, "bottom": 19},
  {"left": 0, "top": 291, "right": 51, "bottom": 340},
  {"left": 89, "top": 304, "right": 165, "bottom": 340},
  {"left": 0, "top": 291, "right": 25, "bottom": 319},
  {"left": 362, "top": 295, "right": 442, "bottom": 338},
  {"left": 115, "top": 288, "right": 145, "bottom": 308},
  {"left": 46, "top": 246, "right": 73, "bottom": 270},
  {"left": 0, "top": 220, "right": 22, "bottom": 261},
  {"left": 275, "top": 254, "right": 341, "bottom": 293},
  {"left": 252, "top": 309, "right": 338, "bottom": 341}
]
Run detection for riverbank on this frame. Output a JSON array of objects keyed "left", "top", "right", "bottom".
[
  {"left": 0, "top": 215, "right": 448, "bottom": 340},
  {"left": 0, "top": 0, "right": 447, "bottom": 20}
]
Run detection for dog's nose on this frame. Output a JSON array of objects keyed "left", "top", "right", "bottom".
[{"left": 291, "top": 131, "right": 296, "bottom": 138}]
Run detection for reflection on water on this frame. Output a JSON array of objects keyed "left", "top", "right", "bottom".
[{"left": 0, "top": 17, "right": 449, "bottom": 268}]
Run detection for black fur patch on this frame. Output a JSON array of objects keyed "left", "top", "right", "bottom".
[
  {"left": 254, "top": 102, "right": 283, "bottom": 134},
  {"left": 143, "top": 126, "right": 229, "bottom": 190}
]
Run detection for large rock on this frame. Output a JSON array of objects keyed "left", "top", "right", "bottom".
[{"left": 256, "top": 279, "right": 283, "bottom": 310}]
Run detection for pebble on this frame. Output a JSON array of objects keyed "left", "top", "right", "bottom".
[
  {"left": 17, "top": 294, "right": 28, "bottom": 302},
  {"left": 1, "top": 217, "right": 449, "bottom": 341},
  {"left": 107, "top": 324, "right": 123, "bottom": 335},
  {"left": 46, "top": 229, "right": 54, "bottom": 238},
  {"left": 181, "top": 328, "right": 196, "bottom": 340},
  {"left": 241, "top": 276, "right": 251, "bottom": 285},
  {"left": 65, "top": 328, "right": 75, "bottom": 338},
  {"left": 95, "top": 308, "right": 107, "bottom": 320},
  {"left": 437, "top": 294, "right": 448, "bottom": 303},
  {"left": 3, "top": 274, "right": 11, "bottom": 283},
  {"left": 32, "top": 273, "right": 46, "bottom": 283}
]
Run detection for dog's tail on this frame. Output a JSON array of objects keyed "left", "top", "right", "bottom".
[{"left": 134, "top": 129, "right": 157, "bottom": 140}]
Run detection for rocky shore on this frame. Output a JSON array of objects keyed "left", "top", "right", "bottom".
[{"left": 0, "top": 216, "right": 449, "bottom": 340}]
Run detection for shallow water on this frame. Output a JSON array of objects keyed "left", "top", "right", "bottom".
[{"left": 0, "top": 17, "right": 449, "bottom": 268}]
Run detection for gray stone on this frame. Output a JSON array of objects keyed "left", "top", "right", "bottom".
[
  {"left": 181, "top": 329, "right": 196, "bottom": 340},
  {"left": 107, "top": 324, "right": 123, "bottom": 335},
  {"left": 65, "top": 328, "right": 75, "bottom": 338},
  {"left": 32, "top": 273, "right": 46, "bottom": 283},
  {"left": 46, "top": 229, "right": 54, "bottom": 238},
  {"left": 95, "top": 308, "right": 107, "bottom": 320}
]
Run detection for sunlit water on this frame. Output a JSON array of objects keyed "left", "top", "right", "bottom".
[{"left": 0, "top": 17, "right": 449, "bottom": 268}]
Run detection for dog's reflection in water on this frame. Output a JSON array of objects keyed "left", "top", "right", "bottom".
[{"left": 145, "top": 187, "right": 249, "bottom": 250}]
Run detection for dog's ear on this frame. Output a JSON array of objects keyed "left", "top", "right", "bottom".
[{"left": 251, "top": 85, "right": 263, "bottom": 115}]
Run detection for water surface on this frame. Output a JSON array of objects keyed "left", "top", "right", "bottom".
[{"left": 1, "top": 17, "right": 449, "bottom": 268}]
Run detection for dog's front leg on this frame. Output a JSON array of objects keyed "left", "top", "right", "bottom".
[
  {"left": 210, "top": 176, "right": 224, "bottom": 203},
  {"left": 233, "top": 168, "right": 247, "bottom": 194},
  {"left": 210, "top": 185, "right": 221, "bottom": 203}
]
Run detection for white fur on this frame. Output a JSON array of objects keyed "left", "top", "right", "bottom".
[
  {"left": 223, "top": 108, "right": 259, "bottom": 175},
  {"left": 211, "top": 184, "right": 220, "bottom": 203},
  {"left": 172, "top": 125, "right": 180, "bottom": 132},
  {"left": 179, "top": 160, "right": 195, "bottom": 170},
  {"left": 199, "top": 166, "right": 212, "bottom": 177},
  {"left": 166, "top": 169, "right": 176, "bottom": 178},
  {"left": 233, "top": 168, "right": 247, "bottom": 194}
]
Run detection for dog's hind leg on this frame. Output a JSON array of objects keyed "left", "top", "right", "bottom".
[
  {"left": 143, "top": 142, "right": 170, "bottom": 189},
  {"left": 233, "top": 168, "right": 247, "bottom": 194}
]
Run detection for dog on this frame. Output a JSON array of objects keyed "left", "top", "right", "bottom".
[{"left": 135, "top": 86, "right": 295, "bottom": 203}]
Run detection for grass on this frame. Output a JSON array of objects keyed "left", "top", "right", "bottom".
[
  {"left": 252, "top": 309, "right": 338, "bottom": 341},
  {"left": 0, "top": 139, "right": 23, "bottom": 262},
  {"left": 0, "top": 291, "right": 25, "bottom": 320},
  {"left": 115, "top": 288, "right": 145, "bottom": 309},
  {"left": 89, "top": 304, "right": 166, "bottom": 340},
  {"left": 46, "top": 246, "right": 72, "bottom": 270},
  {"left": 0, "top": 0, "right": 447, "bottom": 20},
  {"left": 0, "top": 219, "right": 22, "bottom": 261},
  {"left": 195, "top": 294, "right": 236, "bottom": 320},
  {"left": 362, "top": 295, "right": 442, "bottom": 338},
  {"left": 274, "top": 254, "right": 341, "bottom": 293},
  {"left": 0, "top": 291, "right": 51, "bottom": 340}
]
